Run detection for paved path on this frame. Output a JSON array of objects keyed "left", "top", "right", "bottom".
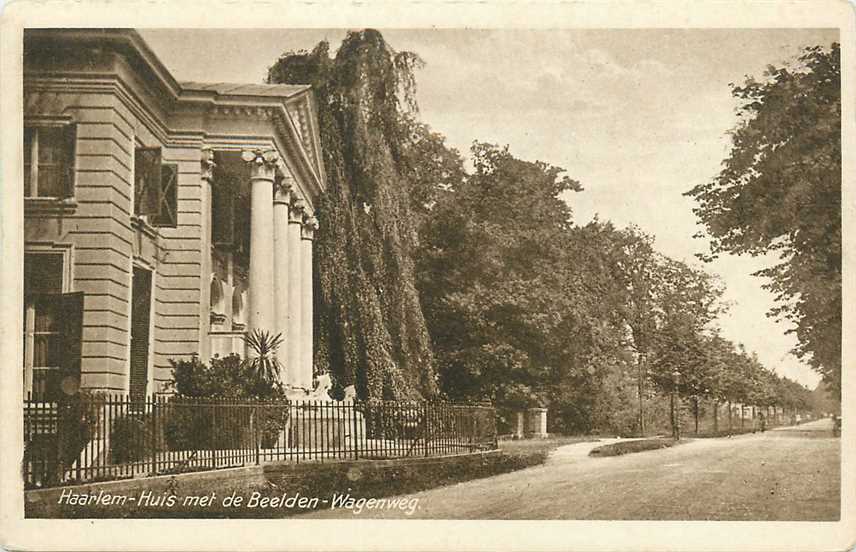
[{"left": 305, "top": 419, "right": 840, "bottom": 520}]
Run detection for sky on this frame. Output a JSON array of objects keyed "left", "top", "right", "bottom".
[{"left": 141, "top": 28, "right": 839, "bottom": 388}]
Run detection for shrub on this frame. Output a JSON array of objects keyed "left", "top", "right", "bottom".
[
  {"left": 162, "top": 353, "right": 289, "bottom": 453},
  {"left": 110, "top": 412, "right": 165, "bottom": 463},
  {"left": 166, "top": 354, "right": 285, "bottom": 399}
]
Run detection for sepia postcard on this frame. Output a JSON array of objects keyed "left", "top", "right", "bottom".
[{"left": 0, "top": 1, "right": 854, "bottom": 551}]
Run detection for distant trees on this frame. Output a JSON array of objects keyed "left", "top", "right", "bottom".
[{"left": 686, "top": 43, "right": 841, "bottom": 399}]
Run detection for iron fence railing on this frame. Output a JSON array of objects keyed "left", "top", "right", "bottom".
[{"left": 23, "top": 393, "right": 497, "bottom": 489}]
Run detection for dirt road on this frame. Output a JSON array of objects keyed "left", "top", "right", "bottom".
[{"left": 305, "top": 418, "right": 840, "bottom": 520}]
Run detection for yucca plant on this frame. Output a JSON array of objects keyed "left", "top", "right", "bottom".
[{"left": 242, "top": 329, "right": 284, "bottom": 384}]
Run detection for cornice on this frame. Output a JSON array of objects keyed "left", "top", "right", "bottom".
[{"left": 23, "top": 29, "right": 325, "bottom": 203}]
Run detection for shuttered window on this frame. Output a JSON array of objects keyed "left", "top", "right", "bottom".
[
  {"left": 151, "top": 163, "right": 178, "bottom": 227},
  {"left": 24, "top": 124, "right": 76, "bottom": 198},
  {"left": 134, "top": 147, "right": 178, "bottom": 227},
  {"left": 134, "top": 147, "right": 161, "bottom": 216},
  {"left": 23, "top": 254, "right": 82, "bottom": 401}
]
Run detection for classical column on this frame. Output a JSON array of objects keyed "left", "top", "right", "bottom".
[
  {"left": 200, "top": 147, "right": 216, "bottom": 362},
  {"left": 299, "top": 212, "right": 318, "bottom": 389},
  {"left": 241, "top": 148, "right": 278, "bottom": 338},
  {"left": 286, "top": 196, "right": 305, "bottom": 388},
  {"left": 273, "top": 165, "right": 293, "bottom": 374}
]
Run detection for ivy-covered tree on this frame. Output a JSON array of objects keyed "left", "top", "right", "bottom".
[
  {"left": 267, "top": 30, "right": 438, "bottom": 400},
  {"left": 686, "top": 43, "right": 841, "bottom": 399}
]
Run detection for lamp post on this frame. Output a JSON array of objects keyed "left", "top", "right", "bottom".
[{"left": 672, "top": 368, "right": 681, "bottom": 441}]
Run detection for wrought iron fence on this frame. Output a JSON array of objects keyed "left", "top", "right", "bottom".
[{"left": 23, "top": 393, "right": 497, "bottom": 489}]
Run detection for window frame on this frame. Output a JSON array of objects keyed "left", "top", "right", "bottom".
[
  {"left": 24, "top": 118, "right": 77, "bottom": 200},
  {"left": 132, "top": 144, "right": 179, "bottom": 229},
  {"left": 23, "top": 244, "right": 73, "bottom": 399}
]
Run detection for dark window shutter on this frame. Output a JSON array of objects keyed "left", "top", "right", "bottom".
[
  {"left": 212, "top": 174, "right": 235, "bottom": 246},
  {"left": 134, "top": 147, "right": 161, "bottom": 216},
  {"left": 58, "top": 292, "right": 84, "bottom": 397},
  {"left": 130, "top": 268, "right": 152, "bottom": 403},
  {"left": 62, "top": 124, "right": 77, "bottom": 198},
  {"left": 152, "top": 163, "right": 178, "bottom": 227}
]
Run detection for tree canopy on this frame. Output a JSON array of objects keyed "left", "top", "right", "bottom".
[
  {"left": 262, "top": 30, "right": 826, "bottom": 430},
  {"left": 686, "top": 43, "right": 841, "bottom": 399}
]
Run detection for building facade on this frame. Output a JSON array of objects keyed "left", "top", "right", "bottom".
[{"left": 23, "top": 29, "right": 324, "bottom": 401}]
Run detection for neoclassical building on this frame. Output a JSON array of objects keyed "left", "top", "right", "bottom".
[{"left": 23, "top": 29, "right": 324, "bottom": 401}]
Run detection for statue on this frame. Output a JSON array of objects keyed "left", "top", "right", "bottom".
[
  {"left": 343, "top": 385, "right": 357, "bottom": 402},
  {"left": 303, "top": 372, "right": 333, "bottom": 401}
]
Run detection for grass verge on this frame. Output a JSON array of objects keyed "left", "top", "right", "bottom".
[
  {"left": 589, "top": 438, "right": 678, "bottom": 457},
  {"left": 500, "top": 436, "right": 597, "bottom": 465}
]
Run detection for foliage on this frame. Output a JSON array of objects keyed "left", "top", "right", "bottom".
[
  {"left": 110, "top": 413, "right": 164, "bottom": 463},
  {"left": 686, "top": 43, "right": 841, "bottom": 398},
  {"left": 417, "top": 143, "right": 585, "bottom": 407},
  {"left": 268, "top": 29, "right": 437, "bottom": 400},
  {"left": 242, "top": 329, "right": 284, "bottom": 385},
  {"left": 262, "top": 29, "right": 824, "bottom": 431},
  {"left": 166, "top": 354, "right": 285, "bottom": 399}
]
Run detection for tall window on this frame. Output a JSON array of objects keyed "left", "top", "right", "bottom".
[
  {"left": 23, "top": 252, "right": 84, "bottom": 400},
  {"left": 134, "top": 146, "right": 178, "bottom": 227},
  {"left": 24, "top": 124, "right": 77, "bottom": 198},
  {"left": 24, "top": 254, "right": 62, "bottom": 399}
]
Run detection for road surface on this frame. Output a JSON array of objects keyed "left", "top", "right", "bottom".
[{"left": 306, "top": 418, "right": 840, "bottom": 520}]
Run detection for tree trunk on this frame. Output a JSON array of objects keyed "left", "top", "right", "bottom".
[
  {"left": 637, "top": 356, "right": 645, "bottom": 436},
  {"left": 675, "top": 396, "right": 681, "bottom": 441},
  {"left": 740, "top": 404, "right": 745, "bottom": 430},
  {"left": 693, "top": 396, "right": 699, "bottom": 436},
  {"left": 713, "top": 400, "right": 719, "bottom": 433},
  {"left": 728, "top": 400, "right": 732, "bottom": 434},
  {"left": 669, "top": 392, "right": 676, "bottom": 440}
]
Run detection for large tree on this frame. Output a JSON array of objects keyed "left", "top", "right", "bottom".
[
  {"left": 417, "top": 143, "right": 585, "bottom": 406},
  {"left": 267, "top": 30, "right": 438, "bottom": 400},
  {"left": 686, "top": 43, "right": 841, "bottom": 398}
]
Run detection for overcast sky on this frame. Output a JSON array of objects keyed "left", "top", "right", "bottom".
[{"left": 141, "top": 28, "right": 838, "bottom": 388}]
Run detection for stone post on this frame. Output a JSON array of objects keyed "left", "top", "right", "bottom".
[
  {"left": 241, "top": 149, "right": 278, "bottom": 340},
  {"left": 526, "top": 408, "right": 548, "bottom": 439},
  {"left": 286, "top": 197, "right": 305, "bottom": 388},
  {"left": 299, "top": 212, "right": 318, "bottom": 390},
  {"left": 273, "top": 165, "right": 294, "bottom": 380},
  {"left": 513, "top": 410, "right": 525, "bottom": 440}
]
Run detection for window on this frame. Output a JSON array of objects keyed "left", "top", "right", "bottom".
[
  {"left": 212, "top": 170, "right": 236, "bottom": 246},
  {"left": 24, "top": 124, "right": 76, "bottom": 198},
  {"left": 133, "top": 146, "right": 178, "bottom": 227},
  {"left": 23, "top": 253, "right": 83, "bottom": 400}
]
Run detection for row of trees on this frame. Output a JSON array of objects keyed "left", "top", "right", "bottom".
[
  {"left": 414, "top": 141, "right": 814, "bottom": 434},
  {"left": 267, "top": 31, "right": 834, "bottom": 432}
]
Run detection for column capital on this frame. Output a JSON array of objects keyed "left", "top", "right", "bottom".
[
  {"left": 301, "top": 214, "right": 319, "bottom": 240},
  {"left": 201, "top": 147, "right": 216, "bottom": 182},
  {"left": 289, "top": 197, "right": 306, "bottom": 224},
  {"left": 274, "top": 167, "right": 295, "bottom": 204},
  {"left": 241, "top": 148, "right": 279, "bottom": 180}
]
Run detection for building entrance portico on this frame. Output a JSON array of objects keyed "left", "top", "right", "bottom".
[{"left": 206, "top": 149, "right": 318, "bottom": 393}]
